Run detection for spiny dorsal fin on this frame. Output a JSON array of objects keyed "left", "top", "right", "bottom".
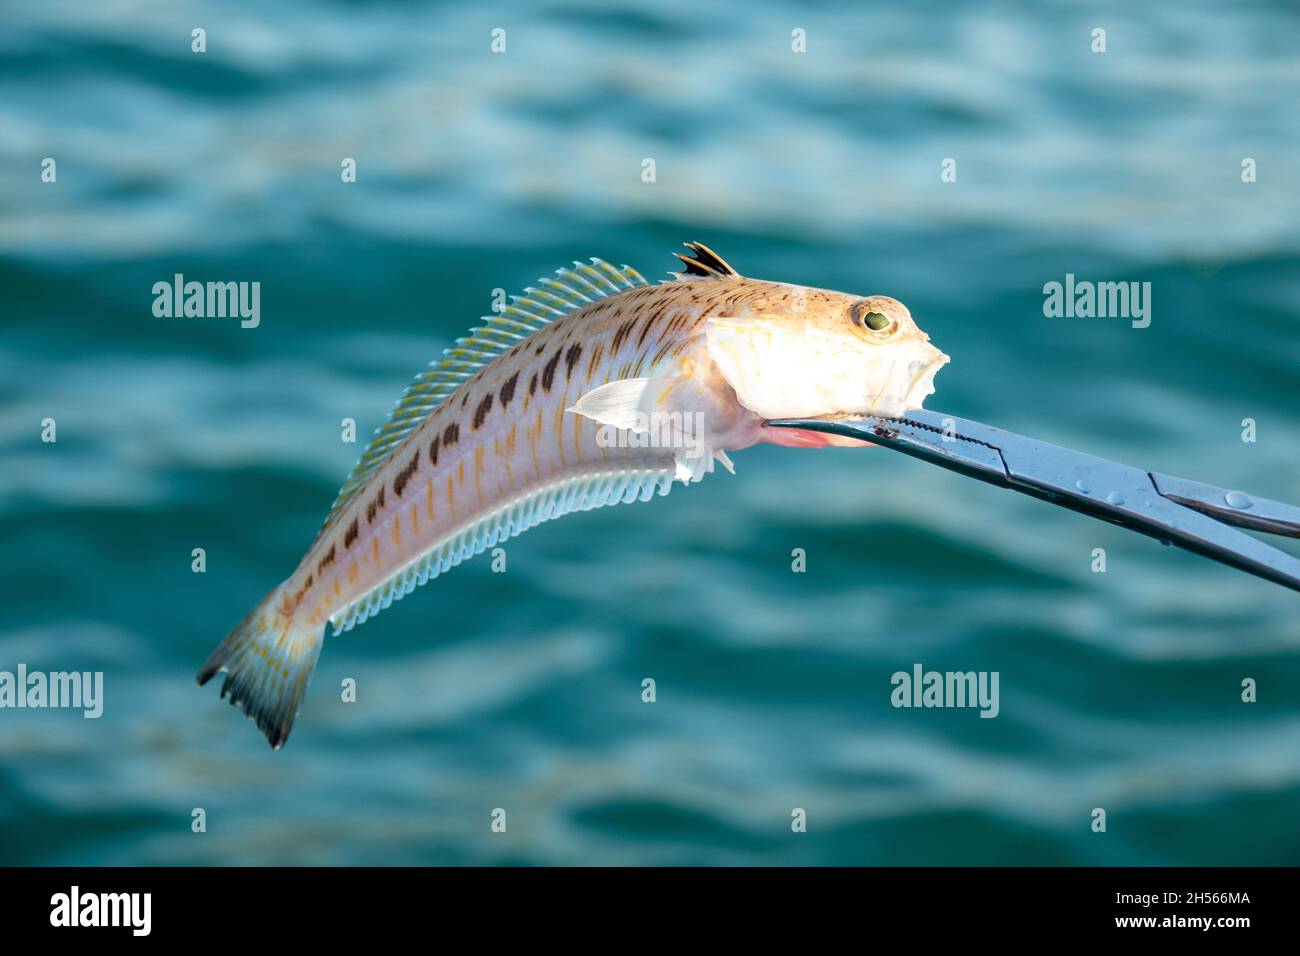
[
  {"left": 318, "top": 259, "right": 648, "bottom": 533},
  {"left": 674, "top": 241, "right": 739, "bottom": 279}
]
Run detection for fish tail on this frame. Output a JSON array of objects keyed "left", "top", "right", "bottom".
[{"left": 196, "top": 587, "right": 323, "bottom": 749}]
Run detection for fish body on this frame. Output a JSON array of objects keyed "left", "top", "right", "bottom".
[{"left": 198, "top": 243, "right": 948, "bottom": 746}]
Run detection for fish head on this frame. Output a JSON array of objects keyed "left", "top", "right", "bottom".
[{"left": 704, "top": 285, "right": 949, "bottom": 421}]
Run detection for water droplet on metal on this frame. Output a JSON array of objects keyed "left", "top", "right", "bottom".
[
  {"left": 1224, "top": 490, "right": 1251, "bottom": 510},
  {"left": 1105, "top": 491, "right": 1125, "bottom": 506},
  {"left": 1074, "top": 480, "right": 1090, "bottom": 494}
]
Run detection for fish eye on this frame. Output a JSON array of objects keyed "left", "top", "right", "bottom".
[{"left": 850, "top": 302, "right": 895, "bottom": 333}]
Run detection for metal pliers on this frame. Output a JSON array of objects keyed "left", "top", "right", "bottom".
[{"left": 767, "top": 409, "right": 1300, "bottom": 593}]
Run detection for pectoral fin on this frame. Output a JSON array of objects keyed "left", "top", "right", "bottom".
[
  {"left": 567, "top": 377, "right": 673, "bottom": 431},
  {"left": 567, "top": 377, "right": 727, "bottom": 484}
]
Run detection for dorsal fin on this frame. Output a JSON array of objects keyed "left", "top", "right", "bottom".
[
  {"left": 318, "top": 258, "right": 648, "bottom": 532},
  {"left": 674, "top": 241, "right": 739, "bottom": 279}
]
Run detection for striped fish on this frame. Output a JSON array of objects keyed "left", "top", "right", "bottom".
[{"left": 197, "top": 243, "right": 948, "bottom": 746}]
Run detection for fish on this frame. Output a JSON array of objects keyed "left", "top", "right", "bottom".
[{"left": 197, "top": 242, "right": 949, "bottom": 747}]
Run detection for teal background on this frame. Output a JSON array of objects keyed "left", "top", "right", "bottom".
[{"left": 1, "top": 1, "right": 1298, "bottom": 865}]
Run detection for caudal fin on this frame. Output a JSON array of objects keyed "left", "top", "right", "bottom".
[{"left": 196, "top": 590, "right": 323, "bottom": 749}]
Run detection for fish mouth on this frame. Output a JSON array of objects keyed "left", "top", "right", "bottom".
[{"left": 867, "top": 347, "right": 949, "bottom": 419}]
